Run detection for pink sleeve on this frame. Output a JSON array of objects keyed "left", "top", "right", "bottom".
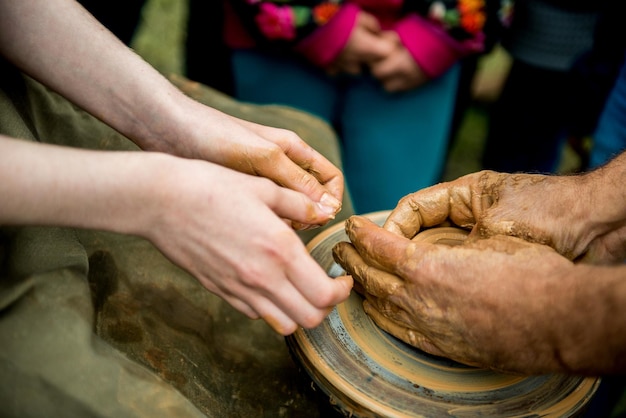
[
  {"left": 294, "top": 3, "right": 360, "bottom": 68},
  {"left": 394, "top": 14, "right": 484, "bottom": 79}
]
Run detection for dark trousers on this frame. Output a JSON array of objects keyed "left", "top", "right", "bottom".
[{"left": 482, "top": 60, "right": 574, "bottom": 174}]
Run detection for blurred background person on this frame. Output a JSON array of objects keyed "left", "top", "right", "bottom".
[
  {"left": 221, "top": 0, "right": 512, "bottom": 214},
  {"left": 480, "top": 0, "right": 621, "bottom": 174}
]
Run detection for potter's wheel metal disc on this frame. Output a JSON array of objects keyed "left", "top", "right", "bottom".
[{"left": 286, "top": 211, "right": 600, "bottom": 417}]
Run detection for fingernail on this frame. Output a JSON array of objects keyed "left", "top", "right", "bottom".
[{"left": 318, "top": 193, "right": 341, "bottom": 216}]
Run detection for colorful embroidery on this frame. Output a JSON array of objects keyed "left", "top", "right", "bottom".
[
  {"left": 250, "top": 1, "right": 341, "bottom": 41},
  {"left": 313, "top": 3, "right": 341, "bottom": 25},
  {"left": 234, "top": 0, "right": 513, "bottom": 47},
  {"left": 255, "top": 3, "right": 297, "bottom": 40},
  {"left": 459, "top": 0, "right": 486, "bottom": 33},
  {"left": 428, "top": 0, "right": 486, "bottom": 35}
]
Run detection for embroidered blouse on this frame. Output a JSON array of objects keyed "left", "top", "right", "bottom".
[{"left": 224, "top": 0, "right": 514, "bottom": 78}]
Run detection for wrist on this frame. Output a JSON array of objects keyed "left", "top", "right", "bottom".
[
  {"left": 577, "top": 154, "right": 626, "bottom": 242},
  {"left": 107, "top": 152, "right": 178, "bottom": 238},
  {"left": 119, "top": 80, "right": 196, "bottom": 154}
]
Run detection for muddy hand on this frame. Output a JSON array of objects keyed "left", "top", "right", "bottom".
[
  {"left": 383, "top": 170, "right": 625, "bottom": 262},
  {"left": 332, "top": 215, "right": 592, "bottom": 374},
  {"left": 185, "top": 111, "right": 344, "bottom": 230}
]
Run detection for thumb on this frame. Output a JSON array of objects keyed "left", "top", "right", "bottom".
[{"left": 268, "top": 185, "right": 340, "bottom": 229}]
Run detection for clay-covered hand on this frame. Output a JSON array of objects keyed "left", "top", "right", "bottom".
[
  {"left": 0, "top": 137, "right": 354, "bottom": 336},
  {"left": 145, "top": 156, "right": 353, "bottom": 336},
  {"left": 368, "top": 31, "right": 430, "bottom": 92},
  {"left": 383, "top": 170, "right": 626, "bottom": 264},
  {"left": 332, "top": 216, "right": 623, "bottom": 374},
  {"left": 327, "top": 11, "right": 396, "bottom": 76},
  {"left": 175, "top": 105, "right": 345, "bottom": 230}
]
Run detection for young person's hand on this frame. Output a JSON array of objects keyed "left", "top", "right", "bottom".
[{"left": 0, "top": 138, "right": 353, "bottom": 335}]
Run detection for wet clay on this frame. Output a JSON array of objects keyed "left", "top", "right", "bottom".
[{"left": 286, "top": 211, "right": 600, "bottom": 417}]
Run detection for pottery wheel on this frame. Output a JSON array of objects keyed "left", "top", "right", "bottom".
[{"left": 286, "top": 211, "right": 600, "bottom": 418}]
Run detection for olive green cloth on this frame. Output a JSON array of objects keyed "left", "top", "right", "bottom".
[{"left": 0, "top": 64, "right": 353, "bottom": 417}]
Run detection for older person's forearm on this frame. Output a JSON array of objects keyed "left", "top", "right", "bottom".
[
  {"left": 502, "top": 151, "right": 626, "bottom": 262},
  {"left": 584, "top": 152, "right": 626, "bottom": 231},
  {"left": 553, "top": 263, "right": 626, "bottom": 375}
]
